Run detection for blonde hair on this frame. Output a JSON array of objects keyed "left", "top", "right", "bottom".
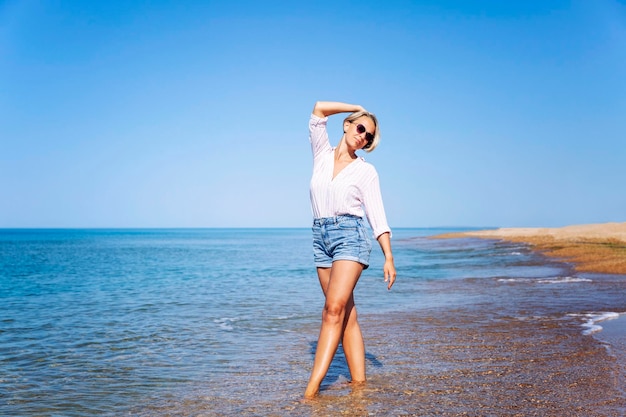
[{"left": 343, "top": 111, "right": 380, "bottom": 152}]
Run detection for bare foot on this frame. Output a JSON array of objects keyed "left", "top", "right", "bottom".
[
  {"left": 349, "top": 380, "right": 366, "bottom": 396},
  {"left": 350, "top": 379, "right": 366, "bottom": 385},
  {"left": 303, "top": 386, "right": 319, "bottom": 399}
]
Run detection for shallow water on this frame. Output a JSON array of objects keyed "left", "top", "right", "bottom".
[{"left": 1, "top": 228, "right": 625, "bottom": 416}]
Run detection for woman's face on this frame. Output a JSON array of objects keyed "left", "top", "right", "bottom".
[{"left": 346, "top": 116, "right": 376, "bottom": 150}]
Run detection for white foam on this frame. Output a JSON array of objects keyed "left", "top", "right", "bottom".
[
  {"left": 275, "top": 314, "right": 300, "bottom": 320},
  {"left": 515, "top": 315, "right": 547, "bottom": 321},
  {"left": 568, "top": 312, "right": 621, "bottom": 335},
  {"left": 497, "top": 276, "right": 592, "bottom": 284},
  {"left": 497, "top": 278, "right": 528, "bottom": 283},
  {"left": 214, "top": 317, "right": 238, "bottom": 331},
  {"left": 536, "top": 276, "right": 593, "bottom": 284}
]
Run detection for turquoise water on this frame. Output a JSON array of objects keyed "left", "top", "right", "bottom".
[{"left": 1, "top": 228, "right": 625, "bottom": 416}]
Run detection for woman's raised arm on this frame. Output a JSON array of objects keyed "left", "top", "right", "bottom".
[{"left": 312, "top": 101, "right": 366, "bottom": 118}]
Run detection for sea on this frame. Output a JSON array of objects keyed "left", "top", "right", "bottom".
[{"left": 1, "top": 228, "right": 625, "bottom": 416}]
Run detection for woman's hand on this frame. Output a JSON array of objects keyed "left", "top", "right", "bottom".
[{"left": 384, "top": 258, "right": 397, "bottom": 290}]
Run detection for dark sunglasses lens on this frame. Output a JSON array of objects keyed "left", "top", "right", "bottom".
[{"left": 356, "top": 123, "right": 374, "bottom": 148}]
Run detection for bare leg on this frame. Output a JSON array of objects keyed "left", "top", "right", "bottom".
[
  {"left": 317, "top": 268, "right": 366, "bottom": 383},
  {"left": 341, "top": 296, "right": 366, "bottom": 383},
  {"left": 304, "top": 260, "right": 365, "bottom": 398}
]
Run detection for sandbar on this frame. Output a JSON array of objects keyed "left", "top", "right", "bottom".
[{"left": 436, "top": 222, "right": 626, "bottom": 274}]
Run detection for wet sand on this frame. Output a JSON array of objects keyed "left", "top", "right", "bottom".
[
  {"left": 345, "top": 309, "right": 626, "bottom": 416},
  {"left": 145, "top": 308, "right": 626, "bottom": 416},
  {"left": 436, "top": 222, "right": 626, "bottom": 274}
]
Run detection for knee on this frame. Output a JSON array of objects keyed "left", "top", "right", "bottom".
[{"left": 322, "top": 302, "right": 345, "bottom": 325}]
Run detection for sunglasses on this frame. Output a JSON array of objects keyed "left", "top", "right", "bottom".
[{"left": 354, "top": 123, "right": 375, "bottom": 149}]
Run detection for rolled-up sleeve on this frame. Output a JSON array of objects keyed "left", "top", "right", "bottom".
[{"left": 309, "top": 114, "right": 332, "bottom": 159}]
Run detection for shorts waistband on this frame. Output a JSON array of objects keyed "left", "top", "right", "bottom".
[{"left": 313, "top": 214, "right": 362, "bottom": 226}]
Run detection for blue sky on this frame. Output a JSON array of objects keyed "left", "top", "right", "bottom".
[{"left": 1, "top": 0, "right": 625, "bottom": 228}]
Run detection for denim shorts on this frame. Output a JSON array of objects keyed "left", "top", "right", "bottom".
[{"left": 312, "top": 215, "right": 372, "bottom": 269}]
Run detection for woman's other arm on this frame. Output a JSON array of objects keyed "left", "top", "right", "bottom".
[
  {"left": 377, "top": 232, "right": 396, "bottom": 290},
  {"left": 313, "top": 101, "right": 365, "bottom": 118}
]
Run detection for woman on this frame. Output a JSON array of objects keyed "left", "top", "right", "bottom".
[{"left": 305, "top": 101, "right": 396, "bottom": 399}]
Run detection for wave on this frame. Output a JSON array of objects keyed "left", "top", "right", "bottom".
[
  {"left": 568, "top": 312, "right": 622, "bottom": 335},
  {"left": 497, "top": 276, "right": 593, "bottom": 284},
  {"left": 214, "top": 317, "right": 239, "bottom": 331},
  {"left": 536, "top": 276, "right": 593, "bottom": 284}
]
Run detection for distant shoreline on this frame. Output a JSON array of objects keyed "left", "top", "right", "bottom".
[{"left": 434, "top": 222, "right": 626, "bottom": 275}]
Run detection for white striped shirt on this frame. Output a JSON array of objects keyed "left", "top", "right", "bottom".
[{"left": 309, "top": 114, "right": 391, "bottom": 239}]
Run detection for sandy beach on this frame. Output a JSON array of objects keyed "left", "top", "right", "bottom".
[{"left": 436, "top": 222, "right": 626, "bottom": 274}]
